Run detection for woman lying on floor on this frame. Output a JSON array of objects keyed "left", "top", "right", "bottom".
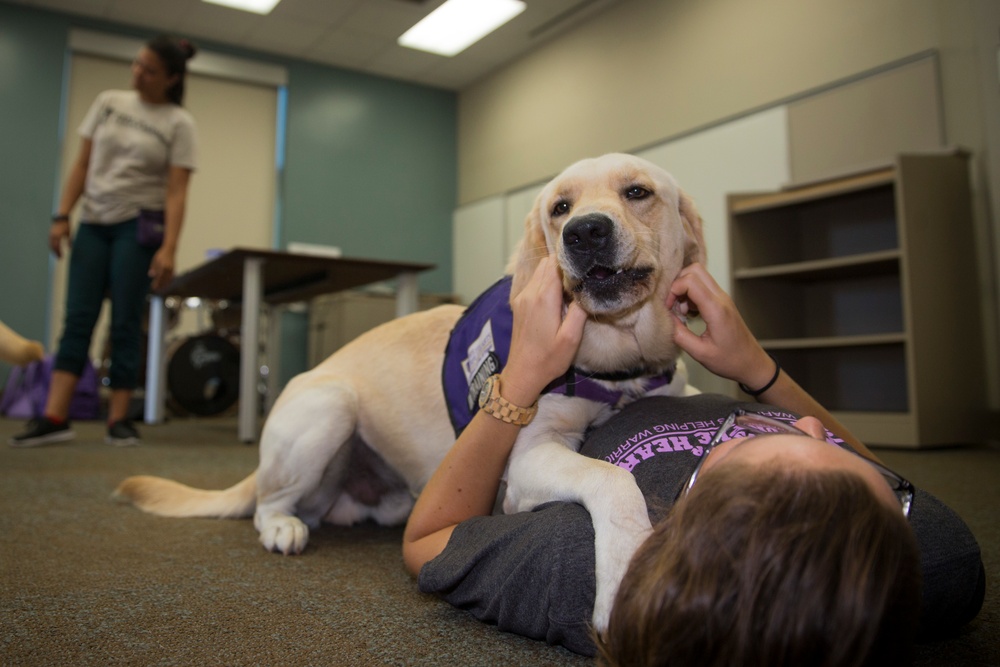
[{"left": 402, "top": 259, "right": 984, "bottom": 667}]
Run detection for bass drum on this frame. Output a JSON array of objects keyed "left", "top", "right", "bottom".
[{"left": 167, "top": 334, "right": 240, "bottom": 416}]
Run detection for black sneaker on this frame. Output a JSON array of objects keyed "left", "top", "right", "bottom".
[
  {"left": 9, "top": 417, "right": 75, "bottom": 447},
  {"left": 106, "top": 420, "right": 141, "bottom": 447}
]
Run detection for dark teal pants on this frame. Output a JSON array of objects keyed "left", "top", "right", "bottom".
[{"left": 55, "top": 219, "right": 157, "bottom": 390}]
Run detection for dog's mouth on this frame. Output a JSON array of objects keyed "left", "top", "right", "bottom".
[
  {"left": 569, "top": 264, "right": 654, "bottom": 312},
  {"left": 581, "top": 265, "right": 653, "bottom": 283}
]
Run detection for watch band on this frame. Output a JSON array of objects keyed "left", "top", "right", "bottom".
[{"left": 479, "top": 374, "right": 538, "bottom": 426}]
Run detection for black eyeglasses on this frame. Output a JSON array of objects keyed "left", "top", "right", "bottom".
[{"left": 680, "top": 409, "right": 913, "bottom": 517}]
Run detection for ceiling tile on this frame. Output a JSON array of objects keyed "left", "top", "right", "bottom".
[
  {"left": 241, "top": 15, "right": 330, "bottom": 54},
  {"left": 175, "top": 3, "right": 262, "bottom": 46},
  {"left": 338, "top": 0, "right": 431, "bottom": 40},
  {"left": 306, "top": 29, "right": 389, "bottom": 68},
  {"left": 22, "top": 0, "right": 111, "bottom": 18},
  {"left": 17, "top": 0, "right": 618, "bottom": 91},
  {"left": 105, "top": 0, "right": 190, "bottom": 33},
  {"left": 269, "top": 0, "right": 362, "bottom": 25}
]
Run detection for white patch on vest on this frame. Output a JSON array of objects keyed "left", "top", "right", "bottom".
[
  {"left": 461, "top": 320, "right": 502, "bottom": 411},
  {"left": 462, "top": 320, "right": 496, "bottom": 382}
]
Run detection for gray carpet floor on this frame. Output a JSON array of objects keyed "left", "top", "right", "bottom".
[{"left": 1, "top": 415, "right": 996, "bottom": 666}]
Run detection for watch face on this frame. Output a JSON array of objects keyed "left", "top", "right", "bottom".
[{"left": 478, "top": 375, "right": 495, "bottom": 409}]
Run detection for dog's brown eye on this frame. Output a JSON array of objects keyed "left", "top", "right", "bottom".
[
  {"left": 625, "top": 186, "right": 650, "bottom": 200},
  {"left": 552, "top": 200, "right": 571, "bottom": 216}
]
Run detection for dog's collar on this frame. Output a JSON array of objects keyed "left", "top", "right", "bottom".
[
  {"left": 573, "top": 365, "right": 658, "bottom": 382},
  {"left": 545, "top": 363, "right": 676, "bottom": 405}
]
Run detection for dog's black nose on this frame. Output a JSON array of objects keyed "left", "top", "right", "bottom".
[{"left": 563, "top": 214, "right": 613, "bottom": 255}]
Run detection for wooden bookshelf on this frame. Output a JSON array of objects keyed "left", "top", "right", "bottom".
[{"left": 727, "top": 153, "right": 987, "bottom": 447}]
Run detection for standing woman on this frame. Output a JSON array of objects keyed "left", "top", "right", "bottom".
[{"left": 10, "top": 35, "right": 198, "bottom": 447}]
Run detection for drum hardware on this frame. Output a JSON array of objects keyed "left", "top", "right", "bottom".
[
  {"left": 164, "top": 297, "right": 243, "bottom": 417},
  {"left": 167, "top": 333, "right": 240, "bottom": 416}
]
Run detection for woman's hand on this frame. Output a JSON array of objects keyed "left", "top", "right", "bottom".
[
  {"left": 148, "top": 248, "right": 176, "bottom": 292},
  {"left": 48, "top": 221, "right": 71, "bottom": 258},
  {"left": 49, "top": 138, "right": 90, "bottom": 259},
  {"left": 666, "top": 263, "right": 773, "bottom": 390},
  {"left": 501, "top": 256, "right": 587, "bottom": 406},
  {"left": 151, "top": 166, "right": 192, "bottom": 292}
]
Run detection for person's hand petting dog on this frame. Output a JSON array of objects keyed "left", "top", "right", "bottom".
[
  {"left": 666, "top": 262, "right": 774, "bottom": 391},
  {"left": 500, "top": 256, "right": 588, "bottom": 408}
]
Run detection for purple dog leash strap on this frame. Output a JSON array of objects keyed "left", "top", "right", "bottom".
[{"left": 545, "top": 365, "right": 677, "bottom": 406}]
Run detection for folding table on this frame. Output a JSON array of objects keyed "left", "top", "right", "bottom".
[{"left": 144, "top": 247, "right": 434, "bottom": 442}]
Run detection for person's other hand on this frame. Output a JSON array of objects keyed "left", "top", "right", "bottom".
[{"left": 666, "top": 262, "right": 773, "bottom": 389}]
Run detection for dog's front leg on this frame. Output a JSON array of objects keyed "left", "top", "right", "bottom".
[{"left": 504, "top": 437, "right": 652, "bottom": 635}]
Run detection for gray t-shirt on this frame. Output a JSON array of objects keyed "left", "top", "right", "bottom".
[
  {"left": 418, "top": 394, "right": 985, "bottom": 655},
  {"left": 78, "top": 89, "right": 198, "bottom": 224}
]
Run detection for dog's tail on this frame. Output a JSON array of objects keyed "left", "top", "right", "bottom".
[{"left": 113, "top": 471, "right": 258, "bottom": 519}]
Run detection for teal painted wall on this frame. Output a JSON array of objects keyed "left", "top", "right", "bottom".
[
  {"left": 0, "top": 2, "right": 456, "bottom": 385},
  {"left": 0, "top": 5, "right": 68, "bottom": 355},
  {"left": 283, "top": 63, "right": 455, "bottom": 293}
]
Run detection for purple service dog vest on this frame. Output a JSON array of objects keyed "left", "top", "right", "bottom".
[
  {"left": 442, "top": 276, "right": 675, "bottom": 436},
  {"left": 442, "top": 277, "right": 515, "bottom": 435}
]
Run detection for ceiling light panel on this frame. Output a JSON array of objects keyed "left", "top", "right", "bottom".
[
  {"left": 203, "top": 0, "right": 282, "bottom": 15},
  {"left": 398, "top": 0, "right": 526, "bottom": 57}
]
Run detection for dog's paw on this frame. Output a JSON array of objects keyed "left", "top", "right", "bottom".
[
  {"left": 257, "top": 514, "right": 309, "bottom": 555},
  {"left": 592, "top": 590, "right": 615, "bottom": 635},
  {"left": 501, "top": 482, "right": 542, "bottom": 515},
  {"left": 591, "top": 514, "right": 653, "bottom": 634}
]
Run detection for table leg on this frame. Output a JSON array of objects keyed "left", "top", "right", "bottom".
[
  {"left": 396, "top": 272, "right": 419, "bottom": 317},
  {"left": 239, "top": 257, "right": 264, "bottom": 443},
  {"left": 144, "top": 295, "right": 167, "bottom": 425},
  {"left": 265, "top": 304, "right": 283, "bottom": 416}
]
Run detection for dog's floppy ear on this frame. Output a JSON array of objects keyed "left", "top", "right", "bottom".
[
  {"left": 506, "top": 193, "right": 550, "bottom": 297},
  {"left": 678, "top": 190, "right": 707, "bottom": 267}
]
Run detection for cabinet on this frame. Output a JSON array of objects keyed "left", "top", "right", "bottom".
[
  {"left": 727, "top": 152, "right": 986, "bottom": 447},
  {"left": 308, "top": 290, "right": 456, "bottom": 368}
]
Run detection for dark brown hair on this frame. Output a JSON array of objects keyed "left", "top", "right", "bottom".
[
  {"left": 146, "top": 35, "right": 197, "bottom": 105},
  {"left": 596, "top": 463, "right": 921, "bottom": 667}
]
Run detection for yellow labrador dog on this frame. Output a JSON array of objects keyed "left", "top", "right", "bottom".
[{"left": 116, "top": 153, "right": 705, "bottom": 631}]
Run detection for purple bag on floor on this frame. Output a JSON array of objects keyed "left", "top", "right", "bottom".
[{"left": 0, "top": 355, "right": 100, "bottom": 420}]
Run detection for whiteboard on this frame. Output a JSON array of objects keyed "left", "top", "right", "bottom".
[
  {"left": 504, "top": 183, "right": 545, "bottom": 269},
  {"left": 452, "top": 196, "right": 507, "bottom": 305},
  {"left": 636, "top": 106, "right": 790, "bottom": 293}
]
